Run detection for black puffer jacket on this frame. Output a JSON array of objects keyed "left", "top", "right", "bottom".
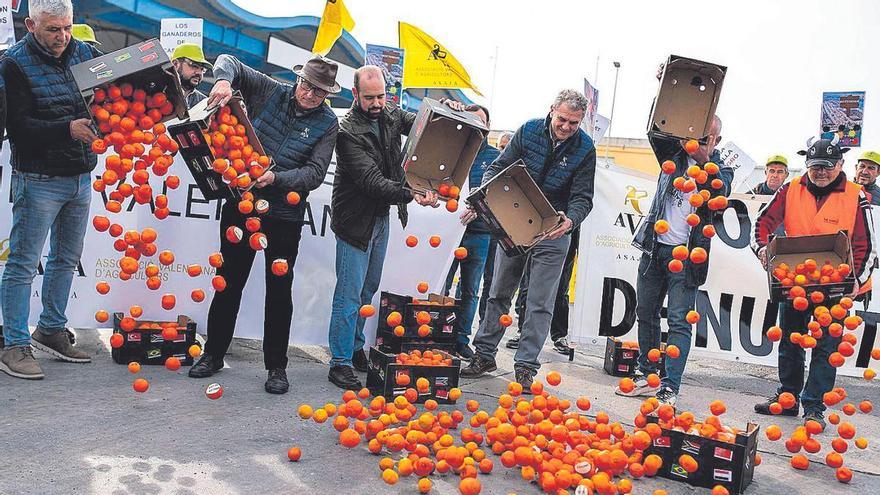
[{"left": 331, "top": 103, "right": 416, "bottom": 251}]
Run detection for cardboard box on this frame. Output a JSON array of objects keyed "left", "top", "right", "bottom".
[
  {"left": 644, "top": 416, "right": 759, "bottom": 494},
  {"left": 648, "top": 54, "right": 727, "bottom": 142},
  {"left": 167, "top": 95, "right": 273, "bottom": 200},
  {"left": 110, "top": 313, "right": 198, "bottom": 366},
  {"left": 603, "top": 337, "right": 667, "bottom": 377},
  {"left": 71, "top": 38, "right": 188, "bottom": 132},
  {"left": 366, "top": 346, "right": 461, "bottom": 404},
  {"left": 767, "top": 232, "right": 855, "bottom": 302},
  {"left": 402, "top": 98, "right": 489, "bottom": 198},
  {"left": 466, "top": 160, "right": 562, "bottom": 257},
  {"left": 375, "top": 291, "right": 459, "bottom": 352}
]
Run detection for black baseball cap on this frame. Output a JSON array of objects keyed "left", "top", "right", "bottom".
[{"left": 797, "top": 136, "right": 850, "bottom": 168}]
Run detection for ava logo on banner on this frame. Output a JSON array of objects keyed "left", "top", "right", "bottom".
[
  {"left": 572, "top": 164, "right": 878, "bottom": 377},
  {"left": 160, "top": 18, "right": 204, "bottom": 59},
  {"left": 0, "top": 149, "right": 465, "bottom": 347}
]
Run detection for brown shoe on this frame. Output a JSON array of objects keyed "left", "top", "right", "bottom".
[
  {"left": 31, "top": 328, "right": 91, "bottom": 363},
  {"left": 0, "top": 346, "right": 45, "bottom": 379}
]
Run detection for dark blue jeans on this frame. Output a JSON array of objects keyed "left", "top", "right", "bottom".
[
  {"left": 442, "top": 230, "right": 491, "bottom": 345},
  {"left": 635, "top": 244, "right": 697, "bottom": 393},
  {"left": 777, "top": 301, "right": 842, "bottom": 413}
]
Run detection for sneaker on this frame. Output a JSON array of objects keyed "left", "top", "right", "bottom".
[
  {"left": 505, "top": 335, "right": 520, "bottom": 349},
  {"left": 31, "top": 328, "right": 90, "bottom": 363},
  {"left": 455, "top": 342, "right": 475, "bottom": 360},
  {"left": 328, "top": 365, "right": 362, "bottom": 390},
  {"left": 754, "top": 394, "right": 800, "bottom": 416},
  {"left": 515, "top": 368, "right": 534, "bottom": 393},
  {"left": 460, "top": 354, "right": 497, "bottom": 378},
  {"left": 352, "top": 349, "right": 370, "bottom": 373},
  {"left": 64, "top": 328, "right": 76, "bottom": 345},
  {"left": 553, "top": 337, "right": 570, "bottom": 355},
  {"left": 0, "top": 346, "right": 45, "bottom": 380},
  {"left": 188, "top": 355, "right": 224, "bottom": 378},
  {"left": 265, "top": 368, "right": 289, "bottom": 394},
  {"left": 614, "top": 372, "right": 658, "bottom": 397},
  {"left": 656, "top": 387, "right": 678, "bottom": 407},
  {"left": 803, "top": 410, "right": 826, "bottom": 432}
]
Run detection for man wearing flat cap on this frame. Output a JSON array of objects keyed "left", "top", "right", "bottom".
[
  {"left": 854, "top": 150, "right": 880, "bottom": 206},
  {"left": 190, "top": 55, "right": 340, "bottom": 395},
  {"left": 752, "top": 136, "right": 876, "bottom": 429},
  {"left": 171, "top": 43, "right": 212, "bottom": 108}
]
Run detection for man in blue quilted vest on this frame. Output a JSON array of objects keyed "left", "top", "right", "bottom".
[
  {"left": 442, "top": 104, "right": 499, "bottom": 360},
  {"left": 461, "top": 89, "right": 597, "bottom": 389},
  {"left": 188, "top": 55, "right": 339, "bottom": 395},
  {"left": 0, "top": 0, "right": 101, "bottom": 380}
]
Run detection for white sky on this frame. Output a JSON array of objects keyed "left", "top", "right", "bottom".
[{"left": 234, "top": 0, "right": 880, "bottom": 173}]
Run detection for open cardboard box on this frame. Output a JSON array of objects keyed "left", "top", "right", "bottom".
[
  {"left": 466, "top": 160, "right": 562, "bottom": 257},
  {"left": 402, "top": 98, "right": 489, "bottom": 199},
  {"left": 648, "top": 54, "right": 726, "bottom": 143},
  {"left": 71, "top": 38, "right": 188, "bottom": 134},
  {"left": 767, "top": 231, "right": 855, "bottom": 302},
  {"left": 167, "top": 94, "right": 273, "bottom": 200}
]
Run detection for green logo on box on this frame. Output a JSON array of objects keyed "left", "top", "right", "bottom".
[{"left": 114, "top": 53, "right": 132, "bottom": 63}]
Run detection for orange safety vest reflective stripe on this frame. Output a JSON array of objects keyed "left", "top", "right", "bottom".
[{"left": 783, "top": 176, "right": 871, "bottom": 294}]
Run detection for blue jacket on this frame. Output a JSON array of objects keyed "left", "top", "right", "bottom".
[
  {"left": 482, "top": 115, "right": 597, "bottom": 228},
  {"left": 632, "top": 136, "right": 732, "bottom": 286},
  {"left": 1, "top": 34, "right": 100, "bottom": 176},
  {"left": 466, "top": 139, "right": 500, "bottom": 234},
  {"left": 213, "top": 55, "right": 339, "bottom": 222}
]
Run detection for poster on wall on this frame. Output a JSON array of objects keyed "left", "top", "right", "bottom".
[
  {"left": 365, "top": 44, "right": 405, "bottom": 107},
  {"left": 821, "top": 91, "right": 865, "bottom": 147}
]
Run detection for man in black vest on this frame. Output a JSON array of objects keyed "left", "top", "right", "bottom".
[
  {"left": 0, "top": 0, "right": 101, "bottom": 380},
  {"left": 188, "top": 55, "right": 340, "bottom": 395}
]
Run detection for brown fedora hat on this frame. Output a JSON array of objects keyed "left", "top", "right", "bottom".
[{"left": 293, "top": 56, "right": 342, "bottom": 94}]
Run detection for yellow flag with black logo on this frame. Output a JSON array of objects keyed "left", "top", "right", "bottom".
[
  {"left": 398, "top": 21, "right": 482, "bottom": 95},
  {"left": 312, "top": 0, "right": 355, "bottom": 56}
]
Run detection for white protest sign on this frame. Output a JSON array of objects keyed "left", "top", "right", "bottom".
[
  {"left": 160, "top": 18, "right": 204, "bottom": 59},
  {"left": 0, "top": 0, "right": 16, "bottom": 51},
  {"left": 593, "top": 114, "right": 610, "bottom": 143},
  {"left": 718, "top": 141, "right": 757, "bottom": 193}
]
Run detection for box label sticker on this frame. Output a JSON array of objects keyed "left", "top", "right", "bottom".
[
  {"left": 435, "top": 376, "right": 449, "bottom": 387},
  {"left": 147, "top": 348, "right": 161, "bottom": 359},
  {"left": 139, "top": 41, "right": 156, "bottom": 52},
  {"left": 653, "top": 436, "right": 671, "bottom": 448},
  {"left": 96, "top": 70, "right": 114, "bottom": 80},
  {"left": 435, "top": 389, "right": 449, "bottom": 399},
  {"left": 670, "top": 464, "right": 688, "bottom": 479},
  {"left": 714, "top": 446, "right": 734, "bottom": 461},
  {"left": 88, "top": 62, "right": 107, "bottom": 73},
  {"left": 617, "top": 364, "right": 630, "bottom": 372},
  {"left": 126, "top": 333, "right": 141, "bottom": 342},
  {"left": 114, "top": 53, "right": 132, "bottom": 63},
  {"left": 141, "top": 53, "right": 158, "bottom": 64},
  {"left": 150, "top": 334, "right": 164, "bottom": 343},
  {"left": 622, "top": 350, "right": 635, "bottom": 359},
  {"left": 682, "top": 439, "right": 703, "bottom": 455},
  {"left": 713, "top": 468, "right": 733, "bottom": 482}
]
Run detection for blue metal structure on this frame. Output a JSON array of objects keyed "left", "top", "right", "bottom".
[{"left": 13, "top": 0, "right": 473, "bottom": 109}]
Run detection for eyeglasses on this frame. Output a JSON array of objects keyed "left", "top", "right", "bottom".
[
  {"left": 807, "top": 160, "right": 837, "bottom": 171},
  {"left": 299, "top": 78, "right": 329, "bottom": 98},
  {"left": 182, "top": 59, "right": 207, "bottom": 74}
]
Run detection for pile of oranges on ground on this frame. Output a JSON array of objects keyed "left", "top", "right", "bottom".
[{"left": 289, "top": 372, "right": 756, "bottom": 495}]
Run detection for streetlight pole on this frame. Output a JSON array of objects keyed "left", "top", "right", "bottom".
[{"left": 604, "top": 61, "right": 621, "bottom": 165}]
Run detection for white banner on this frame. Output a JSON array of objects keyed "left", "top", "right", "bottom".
[
  {"left": 159, "top": 18, "right": 204, "bottom": 59},
  {"left": 717, "top": 141, "right": 757, "bottom": 193},
  {"left": 0, "top": 147, "right": 465, "bottom": 346},
  {"left": 0, "top": 0, "right": 16, "bottom": 51},
  {"left": 572, "top": 164, "right": 878, "bottom": 377}
]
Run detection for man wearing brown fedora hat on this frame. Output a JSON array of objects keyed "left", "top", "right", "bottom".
[{"left": 190, "top": 55, "right": 340, "bottom": 395}]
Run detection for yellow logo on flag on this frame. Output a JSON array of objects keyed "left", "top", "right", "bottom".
[
  {"left": 312, "top": 0, "right": 355, "bottom": 57},
  {"left": 398, "top": 21, "right": 482, "bottom": 95}
]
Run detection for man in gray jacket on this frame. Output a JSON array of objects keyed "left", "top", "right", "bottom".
[{"left": 188, "top": 55, "right": 340, "bottom": 395}]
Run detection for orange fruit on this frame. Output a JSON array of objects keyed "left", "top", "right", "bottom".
[
  {"left": 359, "top": 305, "right": 376, "bottom": 318},
  {"left": 661, "top": 160, "right": 676, "bottom": 174},
  {"left": 416, "top": 311, "right": 431, "bottom": 325},
  {"left": 765, "top": 424, "right": 782, "bottom": 441},
  {"left": 766, "top": 326, "right": 782, "bottom": 341},
  {"left": 429, "top": 235, "right": 441, "bottom": 248},
  {"left": 96, "top": 281, "right": 111, "bottom": 295},
  {"left": 109, "top": 332, "right": 124, "bottom": 348},
  {"left": 161, "top": 293, "right": 176, "bottom": 310},
  {"left": 405, "top": 235, "right": 418, "bottom": 247},
  {"left": 654, "top": 220, "right": 670, "bottom": 234},
  {"left": 454, "top": 247, "right": 468, "bottom": 260},
  {"left": 188, "top": 344, "right": 202, "bottom": 358},
  {"left": 546, "top": 371, "right": 562, "bottom": 386},
  {"left": 836, "top": 466, "right": 852, "bottom": 483},
  {"left": 339, "top": 428, "right": 361, "bottom": 448},
  {"left": 790, "top": 453, "right": 809, "bottom": 470},
  {"left": 711, "top": 486, "right": 729, "bottom": 495},
  {"left": 647, "top": 348, "right": 662, "bottom": 362},
  {"left": 709, "top": 399, "right": 726, "bottom": 415},
  {"left": 702, "top": 224, "right": 716, "bottom": 237},
  {"left": 132, "top": 378, "right": 149, "bottom": 393},
  {"left": 127, "top": 362, "right": 141, "bottom": 374},
  {"left": 165, "top": 356, "right": 181, "bottom": 371},
  {"left": 381, "top": 468, "right": 399, "bottom": 485},
  {"left": 191, "top": 289, "right": 206, "bottom": 302},
  {"left": 458, "top": 478, "right": 481, "bottom": 495},
  {"left": 417, "top": 281, "right": 429, "bottom": 293},
  {"left": 666, "top": 345, "right": 680, "bottom": 359},
  {"left": 837, "top": 422, "right": 856, "bottom": 439},
  {"left": 499, "top": 314, "right": 514, "bottom": 327},
  {"left": 392, "top": 325, "right": 405, "bottom": 337},
  {"left": 671, "top": 245, "right": 689, "bottom": 261},
  {"left": 158, "top": 250, "right": 175, "bottom": 266},
  {"left": 689, "top": 247, "right": 707, "bottom": 264},
  {"left": 618, "top": 377, "right": 635, "bottom": 393},
  {"left": 445, "top": 199, "right": 459, "bottom": 212},
  {"left": 287, "top": 446, "right": 302, "bottom": 461},
  {"left": 686, "top": 310, "right": 700, "bottom": 324}
]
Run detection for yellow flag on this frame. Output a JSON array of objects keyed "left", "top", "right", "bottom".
[
  {"left": 398, "top": 21, "right": 482, "bottom": 95},
  {"left": 312, "top": 0, "right": 355, "bottom": 56}
]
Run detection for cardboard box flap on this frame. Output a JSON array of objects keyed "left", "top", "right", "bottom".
[
  {"left": 403, "top": 98, "right": 489, "bottom": 196},
  {"left": 649, "top": 54, "right": 727, "bottom": 141},
  {"left": 767, "top": 231, "right": 852, "bottom": 266},
  {"left": 479, "top": 160, "right": 561, "bottom": 246}
]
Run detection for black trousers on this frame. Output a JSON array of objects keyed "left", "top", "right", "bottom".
[
  {"left": 515, "top": 228, "right": 580, "bottom": 341},
  {"left": 205, "top": 202, "right": 303, "bottom": 369}
]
